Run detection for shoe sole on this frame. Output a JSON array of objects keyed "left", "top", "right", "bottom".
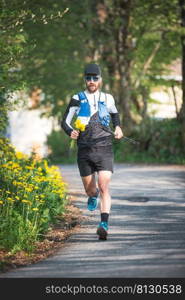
[{"left": 97, "top": 227, "right": 108, "bottom": 240}]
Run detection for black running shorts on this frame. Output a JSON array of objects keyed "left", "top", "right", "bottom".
[{"left": 77, "top": 145, "right": 114, "bottom": 177}]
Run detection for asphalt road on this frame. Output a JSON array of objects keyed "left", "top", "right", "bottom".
[{"left": 1, "top": 163, "right": 185, "bottom": 278}]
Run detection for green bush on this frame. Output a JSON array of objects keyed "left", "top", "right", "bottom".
[
  {"left": 0, "top": 137, "right": 68, "bottom": 253},
  {"left": 113, "top": 118, "right": 185, "bottom": 164},
  {"left": 46, "top": 119, "right": 185, "bottom": 165},
  {"left": 47, "top": 130, "right": 77, "bottom": 164}
]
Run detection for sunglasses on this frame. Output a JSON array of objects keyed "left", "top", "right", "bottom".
[{"left": 85, "top": 75, "right": 100, "bottom": 82}]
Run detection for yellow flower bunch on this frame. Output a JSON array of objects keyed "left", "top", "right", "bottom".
[
  {"left": 70, "top": 119, "right": 86, "bottom": 149},
  {"left": 74, "top": 119, "right": 86, "bottom": 132}
]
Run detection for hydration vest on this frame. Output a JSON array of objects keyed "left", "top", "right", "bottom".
[{"left": 77, "top": 91, "right": 110, "bottom": 128}]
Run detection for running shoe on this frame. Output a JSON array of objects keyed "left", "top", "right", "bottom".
[
  {"left": 97, "top": 221, "right": 108, "bottom": 240},
  {"left": 87, "top": 189, "right": 99, "bottom": 211}
]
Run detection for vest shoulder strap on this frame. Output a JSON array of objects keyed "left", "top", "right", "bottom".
[
  {"left": 78, "top": 91, "right": 87, "bottom": 101},
  {"left": 105, "top": 93, "right": 107, "bottom": 104}
]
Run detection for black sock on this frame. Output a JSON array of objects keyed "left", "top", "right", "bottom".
[{"left": 101, "top": 213, "right": 109, "bottom": 223}]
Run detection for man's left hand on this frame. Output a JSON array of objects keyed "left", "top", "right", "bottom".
[{"left": 114, "top": 126, "right": 124, "bottom": 139}]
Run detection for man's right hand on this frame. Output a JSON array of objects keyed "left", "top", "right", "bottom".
[{"left": 70, "top": 130, "right": 79, "bottom": 139}]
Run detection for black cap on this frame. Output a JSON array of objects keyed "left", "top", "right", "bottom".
[{"left": 84, "top": 63, "right": 101, "bottom": 76}]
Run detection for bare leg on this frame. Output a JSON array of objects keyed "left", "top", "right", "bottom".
[
  {"left": 97, "top": 170, "right": 112, "bottom": 213},
  {"left": 81, "top": 173, "right": 97, "bottom": 197}
]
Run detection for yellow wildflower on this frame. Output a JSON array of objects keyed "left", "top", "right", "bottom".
[
  {"left": 0, "top": 201, "right": 3, "bottom": 204},
  {"left": 25, "top": 166, "right": 34, "bottom": 170},
  {"left": 7, "top": 197, "right": 15, "bottom": 202},
  {"left": 32, "top": 208, "right": 39, "bottom": 211},
  {"left": 25, "top": 187, "right": 33, "bottom": 192},
  {"left": 10, "top": 162, "right": 21, "bottom": 169},
  {"left": 14, "top": 181, "right": 22, "bottom": 186},
  {"left": 22, "top": 200, "right": 31, "bottom": 205},
  {"left": 15, "top": 151, "right": 28, "bottom": 160},
  {"left": 1, "top": 164, "right": 6, "bottom": 168},
  {"left": 39, "top": 200, "right": 45, "bottom": 204}
]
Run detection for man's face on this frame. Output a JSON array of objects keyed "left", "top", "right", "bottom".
[{"left": 85, "top": 74, "right": 102, "bottom": 93}]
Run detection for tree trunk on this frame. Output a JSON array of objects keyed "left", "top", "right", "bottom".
[
  {"left": 171, "top": 84, "right": 180, "bottom": 120},
  {"left": 95, "top": 0, "right": 136, "bottom": 133},
  {"left": 113, "top": 0, "right": 133, "bottom": 134},
  {"left": 179, "top": 0, "right": 185, "bottom": 152}
]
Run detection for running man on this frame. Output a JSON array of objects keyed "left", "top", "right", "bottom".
[{"left": 61, "top": 63, "right": 123, "bottom": 240}]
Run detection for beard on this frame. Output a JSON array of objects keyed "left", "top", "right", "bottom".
[{"left": 86, "top": 81, "right": 101, "bottom": 93}]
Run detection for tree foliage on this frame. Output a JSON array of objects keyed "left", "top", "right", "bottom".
[
  {"left": 0, "top": 0, "right": 70, "bottom": 133},
  {"left": 1, "top": 0, "right": 184, "bottom": 150},
  {"left": 81, "top": 0, "right": 182, "bottom": 131}
]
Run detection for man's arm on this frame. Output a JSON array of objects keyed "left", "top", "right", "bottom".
[
  {"left": 61, "top": 98, "right": 80, "bottom": 136},
  {"left": 108, "top": 94, "right": 124, "bottom": 139},
  {"left": 111, "top": 114, "right": 123, "bottom": 139},
  {"left": 110, "top": 112, "right": 121, "bottom": 129}
]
